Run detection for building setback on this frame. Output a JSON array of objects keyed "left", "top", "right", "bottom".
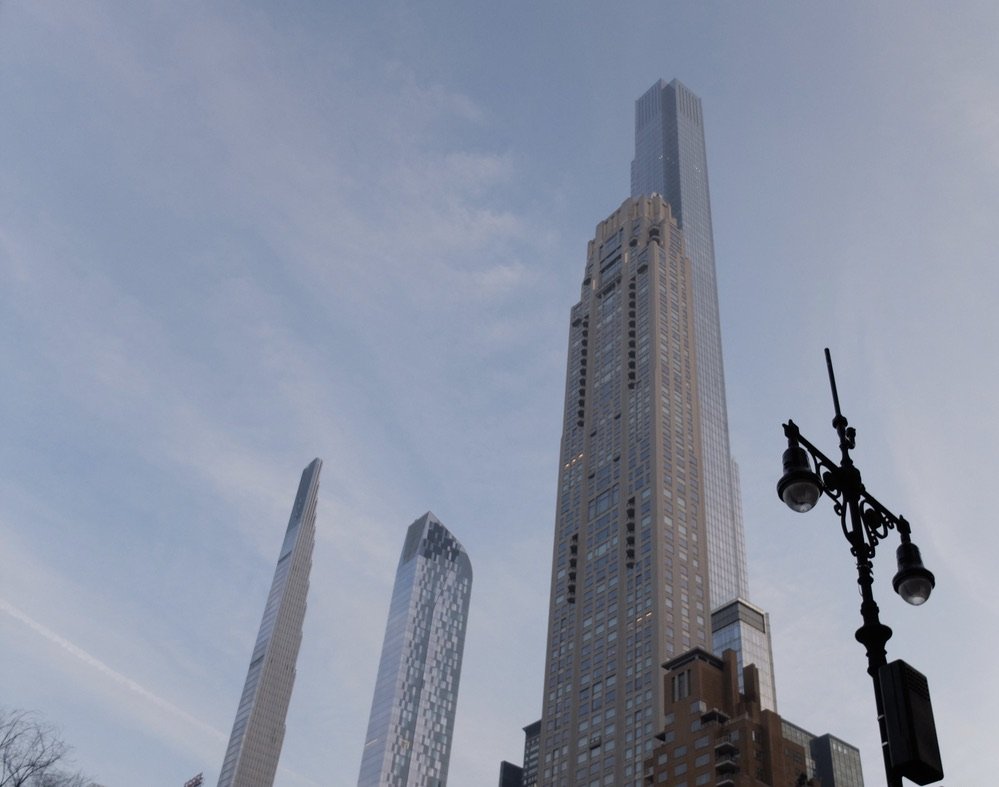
[
  {"left": 357, "top": 512, "right": 472, "bottom": 787},
  {"left": 217, "top": 458, "right": 321, "bottom": 787}
]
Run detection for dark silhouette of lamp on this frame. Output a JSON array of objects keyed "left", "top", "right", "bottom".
[
  {"left": 892, "top": 540, "right": 935, "bottom": 606},
  {"left": 776, "top": 349, "right": 943, "bottom": 787},
  {"left": 777, "top": 443, "right": 821, "bottom": 512}
]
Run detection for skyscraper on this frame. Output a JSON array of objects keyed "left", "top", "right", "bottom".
[
  {"left": 498, "top": 761, "right": 524, "bottom": 787},
  {"left": 782, "top": 721, "right": 866, "bottom": 786},
  {"left": 217, "top": 458, "right": 321, "bottom": 787},
  {"left": 358, "top": 512, "right": 473, "bottom": 787},
  {"left": 537, "top": 79, "right": 773, "bottom": 785},
  {"left": 632, "top": 79, "right": 775, "bottom": 709},
  {"left": 631, "top": 78, "right": 747, "bottom": 609},
  {"left": 521, "top": 719, "right": 541, "bottom": 786},
  {"left": 539, "top": 194, "right": 709, "bottom": 785}
]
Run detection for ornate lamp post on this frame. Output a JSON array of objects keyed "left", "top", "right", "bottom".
[{"left": 777, "top": 349, "right": 943, "bottom": 786}]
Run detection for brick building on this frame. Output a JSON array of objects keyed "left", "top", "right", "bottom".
[{"left": 644, "top": 648, "right": 816, "bottom": 786}]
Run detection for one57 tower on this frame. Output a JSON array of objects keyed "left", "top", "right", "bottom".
[{"left": 358, "top": 512, "right": 473, "bottom": 787}]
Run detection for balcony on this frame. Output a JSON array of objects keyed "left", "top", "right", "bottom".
[
  {"left": 715, "top": 755, "right": 739, "bottom": 774},
  {"left": 700, "top": 708, "right": 730, "bottom": 725}
]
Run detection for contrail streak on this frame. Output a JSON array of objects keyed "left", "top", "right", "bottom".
[
  {"left": 0, "top": 596, "right": 225, "bottom": 742},
  {"left": 0, "top": 597, "right": 321, "bottom": 785}
]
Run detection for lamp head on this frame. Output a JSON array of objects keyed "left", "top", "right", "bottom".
[
  {"left": 777, "top": 444, "right": 822, "bottom": 513},
  {"left": 893, "top": 541, "right": 935, "bottom": 605}
]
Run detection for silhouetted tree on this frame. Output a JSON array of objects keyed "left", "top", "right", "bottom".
[{"left": 0, "top": 708, "right": 97, "bottom": 787}]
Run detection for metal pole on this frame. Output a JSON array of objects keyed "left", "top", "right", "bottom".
[
  {"left": 781, "top": 351, "right": 941, "bottom": 785},
  {"left": 847, "top": 495, "right": 899, "bottom": 787},
  {"left": 826, "top": 349, "right": 899, "bottom": 786}
]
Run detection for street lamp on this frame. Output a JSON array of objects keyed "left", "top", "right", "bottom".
[{"left": 777, "top": 349, "right": 943, "bottom": 786}]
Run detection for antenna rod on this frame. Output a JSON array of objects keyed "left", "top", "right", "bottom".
[{"left": 825, "top": 347, "right": 843, "bottom": 420}]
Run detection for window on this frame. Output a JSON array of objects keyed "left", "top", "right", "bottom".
[{"left": 671, "top": 670, "right": 690, "bottom": 701}]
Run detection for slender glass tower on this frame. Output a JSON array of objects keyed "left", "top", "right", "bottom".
[
  {"left": 631, "top": 78, "right": 748, "bottom": 607},
  {"left": 217, "top": 458, "right": 321, "bottom": 787},
  {"left": 632, "top": 79, "right": 776, "bottom": 711},
  {"left": 358, "top": 512, "right": 473, "bottom": 787}
]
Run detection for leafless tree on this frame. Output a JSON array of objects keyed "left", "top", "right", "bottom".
[
  {"left": 0, "top": 709, "right": 97, "bottom": 787},
  {"left": 34, "top": 776, "right": 98, "bottom": 787}
]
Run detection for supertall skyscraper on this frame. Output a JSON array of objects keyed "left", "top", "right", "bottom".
[
  {"left": 633, "top": 78, "right": 776, "bottom": 713},
  {"left": 537, "top": 80, "right": 774, "bottom": 786},
  {"left": 218, "top": 458, "right": 321, "bottom": 787},
  {"left": 631, "top": 78, "right": 747, "bottom": 608},
  {"left": 540, "top": 194, "right": 710, "bottom": 785},
  {"left": 358, "top": 512, "right": 473, "bottom": 787}
]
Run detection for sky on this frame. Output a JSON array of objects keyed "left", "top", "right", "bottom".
[{"left": 1, "top": 1, "right": 997, "bottom": 785}]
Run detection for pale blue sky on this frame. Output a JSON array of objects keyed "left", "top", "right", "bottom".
[{"left": 2, "top": 2, "right": 997, "bottom": 784}]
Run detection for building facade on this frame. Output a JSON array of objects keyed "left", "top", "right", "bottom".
[
  {"left": 539, "top": 194, "right": 711, "bottom": 785},
  {"left": 357, "top": 512, "right": 473, "bottom": 787},
  {"left": 711, "top": 599, "right": 776, "bottom": 713},
  {"left": 812, "top": 734, "right": 864, "bottom": 787},
  {"left": 521, "top": 719, "right": 541, "bottom": 786},
  {"left": 499, "top": 761, "right": 525, "bottom": 787},
  {"left": 643, "top": 648, "right": 815, "bottom": 787},
  {"left": 782, "top": 722, "right": 866, "bottom": 787},
  {"left": 217, "top": 458, "right": 321, "bottom": 787},
  {"left": 631, "top": 78, "right": 748, "bottom": 609},
  {"left": 501, "top": 718, "right": 541, "bottom": 787}
]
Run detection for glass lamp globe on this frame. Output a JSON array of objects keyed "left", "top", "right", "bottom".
[
  {"left": 892, "top": 542, "right": 935, "bottom": 605},
  {"left": 777, "top": 446, "right": 822, "bottom": 513}
]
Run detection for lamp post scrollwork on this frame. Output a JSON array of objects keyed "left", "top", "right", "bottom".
[{"left": 777, "top": 349, "right": 943, "bottom": 786}]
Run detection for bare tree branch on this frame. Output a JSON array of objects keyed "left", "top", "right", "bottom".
[{"left": 0, "top": 708, "right": 98, "bottom": 787}]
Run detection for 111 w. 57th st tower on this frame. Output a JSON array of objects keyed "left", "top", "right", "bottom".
[{"left": 217, "top": 458, "right": 321, "bottom": 787}]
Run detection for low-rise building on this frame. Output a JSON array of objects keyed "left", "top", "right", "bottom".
[{"left": 643, "top": 648, "right": 818, "bottom": 786}]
